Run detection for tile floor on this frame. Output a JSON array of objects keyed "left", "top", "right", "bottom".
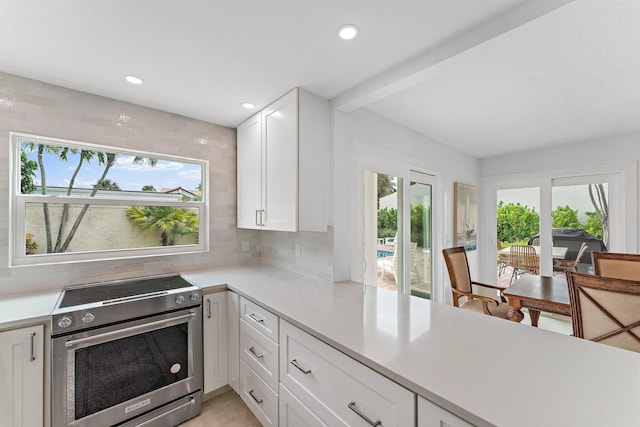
[{"left": 180, "top": 390, "right": 261, "bottom": 427}]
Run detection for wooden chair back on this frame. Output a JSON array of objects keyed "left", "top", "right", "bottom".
[
  {"left": 567, "top": 272, "right": 640, "bottom": 352},
  {"left": 592, "top": 252, "right": 640, "bottom": 280},
  {"left": 509, "top": 245, "right": 539, "bottom": 273},
  {"left": 442, "top": 247, "right": 472, "bottom": 296}
]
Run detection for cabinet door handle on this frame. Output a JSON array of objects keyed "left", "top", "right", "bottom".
[
  {"left": 248, "top": 389, "right": 263, "bottom": 405},
  {"left": 207, "top": 299, "right": 211, "bottom": 319},
  {"left": 249, "top": 346, "right": 264, "bottom": 359},
  {"left": 290, "top": 358, "right": 312, "bottom": 374},
  {"left": 249, "top": 313, "right": 265, "bottom": 323},
  {"left": 30, "top": 332, "right": 36, "bottom": 362},
  {"left": 255, "top": 210, "right": 260, "bottom": 226},
  {"left": 347, "top": 401, "right": 382, "bottom": 427}
]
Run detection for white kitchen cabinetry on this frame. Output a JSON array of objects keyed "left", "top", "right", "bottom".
[
  {"left": 0, "top": 324, "right": 44, "bottom": 427},
  {"left": 280, "top": 320, "right": 415, "bottom": 427},
  {"left": 227, "top": 291, "right": 240, "bottom": 393},
  {"left": 236, "top": 88, "right": 329, "bottom": 232},
  {"left": 203, "top": 291, "right": 228, "bottom": 394},
  {"left": 239, "top": 297, "right": 280, "bottom": 425},
  {"left": 279, "top": 383, "right": 327, "bottom": 427},
  {"left": 418, "top": 395, "right": 474, "bottom": 427}
]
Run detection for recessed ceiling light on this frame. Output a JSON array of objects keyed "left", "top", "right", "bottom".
[
  {"left": 337, "top": 24, "right": 359, "bottom": 40},
  {"left": 242, "top": 102, "right": 255, "bottom": 109},
  {"left": 124, "top": 75, "right": 144, "bottom": 85}
]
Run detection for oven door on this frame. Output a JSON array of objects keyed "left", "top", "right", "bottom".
[{"left": 52, "top": 307, "right": 203, "bottom": 427}]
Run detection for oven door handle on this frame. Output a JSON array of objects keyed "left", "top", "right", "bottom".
[{"left": 64, "top": 311, "right": 196, "bottom": 348}]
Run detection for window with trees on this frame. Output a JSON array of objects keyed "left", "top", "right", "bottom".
[{"left": 11, "top": 133, "right": 207, "bottom": 266}]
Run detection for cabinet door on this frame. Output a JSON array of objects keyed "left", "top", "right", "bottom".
[
  {"left": 227, "top": 291, "right": 240, "bottom": 393},
  {"left": 262, "top": 89, "right": 298, "bottom": 231},
  {"left": 418, "top": 396, "right": 474, "bottom": 427},
  {"left": 203, "top": 292, "right": 228, "bottom": 393},
  {"left": 237, "top": 112, "right": 263, "bottom": 229},
  {"left": 0, "top": 325, "right": 44, "bottom": 427},
  {"left": 279, "top": 383, "right": 329, "bottom": 427}
]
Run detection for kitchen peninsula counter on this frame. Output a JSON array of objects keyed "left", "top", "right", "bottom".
[{"left": 184, "top": 265, "right": 640, "bottom": 427}]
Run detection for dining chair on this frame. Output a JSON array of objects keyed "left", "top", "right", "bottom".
[
  {"left": 442, "top": 247, "right": 510, "bottom": 318},
  {"left": 592, "top": 252, "right": 640, "bottom": 280},
  {"left": 508, "top": 245, "right": 539, "bottom": 285},
  {"left": 497, "top": 241, "right": 508, "bottom": 276},
  {"left": 553, "top": 242, "right": 588, "bottom": 274},
  {"left": 566, "top": 271, "right": 640, "bottom": 352}
]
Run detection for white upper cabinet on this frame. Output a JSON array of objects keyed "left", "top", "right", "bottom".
[
  {"left": 237, "top": 112, "right": 263, "bottom": 230},
  {"left": 237, "top": 88, "right": 329, "bottom": 232}
]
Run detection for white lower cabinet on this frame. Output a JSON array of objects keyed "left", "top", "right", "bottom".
[
  {"left": 0, "top": 324, "right": 44, "bottom": 427},
  {"left": 418, "top": 395, "right": 474, "bottom": 427},
  {"left": 280, "top": 320, "right": 415, "bottom": 427},
  {"left": 279, "top": 383, "right": 328, "bottom": 427},
  {"left": 203, "top": 290, "right": 228, "bottom": 394},
  {"left": 241, "top": 360, "right": 278, "bottom": 426}
]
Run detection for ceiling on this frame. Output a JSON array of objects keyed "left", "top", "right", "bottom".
[{"left": 1, "top": 0, "right": 638, "bottom": 158}]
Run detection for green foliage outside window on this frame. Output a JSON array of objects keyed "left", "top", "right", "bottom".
[
  {"left": 551, "top": 205, "right": 581, "bottom": 228},
  {"left": 497, "top": 201, "right": 605, "bottom": 245},
  {"left": 377, "top": 207, "right": 397, "bottom": 239},
  {"left": 496, "top": 201, "right": 540, "bottom": 244}
]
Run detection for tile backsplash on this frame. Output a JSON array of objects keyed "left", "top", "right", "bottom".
[{"left": 0, "top": 72, "right": 333, "bottom": 297}]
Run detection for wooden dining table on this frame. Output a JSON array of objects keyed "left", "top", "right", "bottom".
[{"left": 502, "top": 274, "right": 570, "bottom": 326}]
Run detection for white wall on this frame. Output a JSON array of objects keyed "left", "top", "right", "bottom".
[
  {"left": 332, "top": 107, "right": 480, "bottom": 302},
  {"left": 478, "top": 132, "right": 640, "bottom": 282},
  {"left": 0, "top": 72, "right": 262, "bottom": 297}
]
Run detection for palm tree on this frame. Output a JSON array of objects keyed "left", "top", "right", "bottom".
[
  {"left": 94, "top": 179, "right": 121, "bottom": 190},
  {"left": 23, "top": 142, "right": 157, "bottom": 253},
  {"left": 125, "top": 206, "right": 199, "bottom": 246}
]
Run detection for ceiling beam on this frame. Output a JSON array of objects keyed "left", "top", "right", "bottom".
[{"left": 331, "top": 0, "right": 575, "bottom": 112}]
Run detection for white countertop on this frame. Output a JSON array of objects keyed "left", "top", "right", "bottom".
[
  {"left": 0, "top": 291, "right": 59, "bottom": 330},
  {"left": 183, "top": 265, "right": 640, "bottom": 427}
]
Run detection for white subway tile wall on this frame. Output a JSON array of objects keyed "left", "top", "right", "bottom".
[
  {"left": 0, "top": 71, "right": 260, "bottom": 296},
  {"left": 0, "top": 72, "right": 334, "bottom": 296}
]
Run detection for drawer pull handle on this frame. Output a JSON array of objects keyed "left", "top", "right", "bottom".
[
  {"left": 249, "top": 346, "right": 264, "bottom": 359},
  {"left": 290, "top": 358, "right": 311, "bottom": 374},
  {"left": 248, "top": 389, "right": 263, "bottom": 405},
  {"left": 249, "top": 313, "right": 265, "bottom": 323},
  {"left": 348, "top": 401, "right": 382, "bottom": 427}
]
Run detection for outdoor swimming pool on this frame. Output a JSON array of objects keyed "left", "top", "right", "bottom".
[{"left": 377, "top": 250, "right": 393, "bottom": 258}]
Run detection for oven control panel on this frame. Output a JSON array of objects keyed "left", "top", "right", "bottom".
[{"left": 51, "top": 285, "right": 203, "bottom": 335}]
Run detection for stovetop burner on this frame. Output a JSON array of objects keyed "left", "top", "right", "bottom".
[
  {"left": 58, "top": 275, "right": 194, "bottom": 307},
  {"left": 51, "top": 274, "right": 202, "bottom": 336}
]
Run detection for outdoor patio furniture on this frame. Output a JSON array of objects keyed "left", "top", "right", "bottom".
[
  {"left": 508, "top": 245, "right": 539, "bottom": 285},
  {"left": 442, "top": 246, "right": 510, "bottom": 318},
  {"left": 553, "top": 242, "right": 588, "bottom": 274},
  {"left": 379, "top": 241, "right": 417, "bottom": 284}
]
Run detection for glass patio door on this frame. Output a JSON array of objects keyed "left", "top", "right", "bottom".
[
  {"left": 408, "top": 172, "right": 433, "bottom": 299},
  {"left": 364, "top": 170, "right": 435, "bottom": 299}
]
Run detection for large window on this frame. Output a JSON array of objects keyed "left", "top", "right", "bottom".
[{"left": 11, "top": 133, "right": 208, "bottom": 266}]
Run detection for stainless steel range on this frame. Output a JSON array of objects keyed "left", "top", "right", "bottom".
[{"left": 51, "top": 274, "right": 203, "bottom": 427}]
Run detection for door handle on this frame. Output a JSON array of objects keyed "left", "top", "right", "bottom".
[
  {"left": 249, "top": 346, "right": 264, "bottom": 359},
  {"left": 290, "top": 358, "right": 311, "bottom": 374},
  {"left": 347, "top": 401, "right": 382, "bottom": 427},
  {"left": 30, "top": 332, "right": 36, "bottom": 361}
]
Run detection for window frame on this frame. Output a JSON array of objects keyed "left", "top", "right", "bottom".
[{"left": 9, "top": 132, "right": 209, "bottom": 267}]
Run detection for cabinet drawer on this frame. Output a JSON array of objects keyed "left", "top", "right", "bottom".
[
  {"left": 240, "top": 360, "right": 278, "bottom": 427},
  {"left": 240, "top": 318, "right": 279, "bottom": 391},
  {"left": 280, "top": 321, "right": 415, "bottom": 427},
  {"left": 279, "top": 383, "right": 333, "bottom": 427},
  {"left": 241, "top": 297, "right": 279, "bottom": 343},
  {"left": 418, "top": 396, "right": 474, "bottom": 427}
]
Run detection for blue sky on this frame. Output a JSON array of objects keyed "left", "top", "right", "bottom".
[{"left": 23, "top": 146, "right": 202, "bottom": 192}]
